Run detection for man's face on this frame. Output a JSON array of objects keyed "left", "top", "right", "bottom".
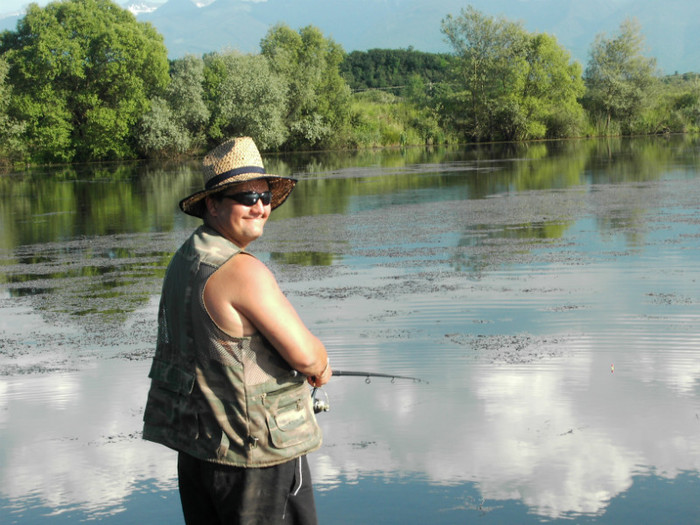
[{"left": 205, "top": 179, "right": 271, "bottom": 248}]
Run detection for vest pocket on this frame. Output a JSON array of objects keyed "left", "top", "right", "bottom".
[
  {"left": 148, "top": 356, "right": 195, "bottom": 395},
  {"left": 264, "top": 385, "right": 318, "bottom": 449}
]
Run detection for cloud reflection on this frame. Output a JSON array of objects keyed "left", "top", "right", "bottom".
[
  {"left": 310, "top": 324, "right": 700, "bottom": 519},
  {"left": 0, "top": 310, "right": 698, "bottom": 520},
  {"left": 0, "top": 359, "right": 177, "bottom": 519}
]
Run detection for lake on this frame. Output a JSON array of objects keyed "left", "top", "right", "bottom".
[{"left": 1, "top": 136, "right": 699, "bottom": 524}]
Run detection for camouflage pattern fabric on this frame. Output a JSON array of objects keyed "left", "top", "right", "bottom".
[{"left": 143, "top": 225, "right": 322, "bottom": 466}]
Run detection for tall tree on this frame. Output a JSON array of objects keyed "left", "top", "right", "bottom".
[
  {"left": 167, "top": 55, "right": 210, "bottom": 149},
  {"left": 0, "top": 0, "right": 169, "bottom": 163},
  {"left": 0, "top": 54, "right": 25, "bottom": 165},
  {"left": 440, "top": 7, "right": 584, "bottom": 142},
  {"left": 260, "top": 24, "right": 351, "bottom": 150},
  {"left": 136, "top": 97, "right": 190, "bottom": 157},
  {"left": 519, "top": 33, "right": 585, "bottom": 139},
  {"left": 137, "top": 55, "right": 210, "bottom": 156},
  {"left": 583, "top": 18, "right": 659, "bottom": 133},
  {"left": 203, "top": 51, "right": 287, "bottom": 151},
  {"left": 441, "top": 6, "right": 526, "bottom": 141}
]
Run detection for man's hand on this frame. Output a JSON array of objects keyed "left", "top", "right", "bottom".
[{"left": 308, "top": 359, "right": 332, "bottom": 388}]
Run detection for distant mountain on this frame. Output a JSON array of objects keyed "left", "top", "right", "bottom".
[
  {"left": 1, "top": 0, "right": 698, "bottom": 74},
  {"left": 134, "top": 0, "right": 700, "bottom": 74},
  {"left": 0, "top": 14, "right": 20, "bottom": 32}
]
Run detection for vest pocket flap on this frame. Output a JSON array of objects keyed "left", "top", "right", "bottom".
[
  {"left": 274, "top": 403, "right": 307, "bottom": 431},
  {"left": 265, "top": 387, "right": 317, "bottom": 449},
  {"left": 148, "top": 357, "right": 195, "bottom": 395}
]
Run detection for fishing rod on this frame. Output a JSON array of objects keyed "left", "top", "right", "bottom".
[
  {"left": 311, "top": 369, "right": 428, "bottom": 413},
  {"left": 332, "top": 369, "right": 427, "bottom": 384}
]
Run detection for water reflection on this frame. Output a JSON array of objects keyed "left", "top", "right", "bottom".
[
  {"left": 0, "top": 360, "right": 180, "bottom": 523},
  {"left": 0, "top": 136, "right": 699, "bottom": 523},
  {"left": 270, "top": 251, "right": 336, "bottom": 266}
]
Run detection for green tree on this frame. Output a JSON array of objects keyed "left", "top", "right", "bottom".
[
  {"left": 0, "top": 53, "right": 26, "bottom": 166},
  {"left": 138, "top": 55, "right": 210, "bottom": 156},
  {"left": 519, "top": 33, "right": 585, "bottom": 139},
  {"left": 633, "top": 73, "right": 700, "bottom": 135},
  {"left": 0, "top": 0, "right": 169, "bottom": 163},
  {"left": 260, "top": 24, "right": 351, "bottom": 150},
  {"left": 441, "top": 6, "right": 526, "bottom": 140},
  {"left": 341, "top": 48, "right": 455, "bottom": 91},
  {"left": 667, "top": 74, "right": 700, "bottom": 132},
  {"left": 167, "top": 55, "right": 210, "bottom": 150},
  {"left": 582, "top": 18, "right": 659, "bottom": 134},
  {"left": 441, "top": 6, "right": 584, "bottom": 142},
  {"left": 203, "top": 51, "right": 287, "bottom": 151},
  {"left": 136, "top": 97, "right": 190, "bottom": 157}
]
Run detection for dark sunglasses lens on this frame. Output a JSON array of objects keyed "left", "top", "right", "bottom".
[{"left": 227, "top": 191, "right": 271, "bottom": 206}]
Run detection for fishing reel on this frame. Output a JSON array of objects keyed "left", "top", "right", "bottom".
[
  {"left": 311, "top": 387, "right": 330, "bottom": 414},
  {"left": 309, "top": 369, "right": 426, "bottom": 414}
]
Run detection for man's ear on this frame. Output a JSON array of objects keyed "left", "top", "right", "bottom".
[{"left": 204, "top": 195, "right": 218, "bottom": 217}]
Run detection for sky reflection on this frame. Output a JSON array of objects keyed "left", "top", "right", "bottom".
[{"left": 311, "top": 329, "right": 699, "bottom": 519}]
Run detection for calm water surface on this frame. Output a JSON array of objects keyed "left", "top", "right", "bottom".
[{"left": 1, "top": 137, "right": 699, "bottom": 523}]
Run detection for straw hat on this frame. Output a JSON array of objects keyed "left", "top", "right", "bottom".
[{"left": 179, "top": 137, "right": 297, "bottom": 218}]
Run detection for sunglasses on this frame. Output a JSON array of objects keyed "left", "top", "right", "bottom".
[{"left": 221, "top": 191, "right": 272, "bottom": 206}]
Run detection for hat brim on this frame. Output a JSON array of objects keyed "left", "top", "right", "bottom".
[{"left": 179, "top": 175, "right": 297, "bottom": 218}]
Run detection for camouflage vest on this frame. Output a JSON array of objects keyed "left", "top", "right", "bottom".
[{"left": 142, "top": 225, "right": 322, "bottom": 467}]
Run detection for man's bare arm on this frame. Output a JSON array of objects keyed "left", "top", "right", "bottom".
[{"left": 204, "top": 253, "right": 332, "bottom": 386}]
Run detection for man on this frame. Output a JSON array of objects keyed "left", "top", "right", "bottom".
[{"left": 143, "top": 137, "right": 332, "bottom": 525}]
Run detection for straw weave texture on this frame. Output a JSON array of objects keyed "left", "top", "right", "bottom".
[{"left": 202, "top": 137, "right": 264, "bottom": 184}]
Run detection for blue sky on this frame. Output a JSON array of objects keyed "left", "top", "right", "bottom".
[
  {"left": 1, "top": 0, "right": 173, "bottom": 18},
  {"left": 2, "top": 1, "right": 50, "bottom": 17},
  {"left": 1, "top": 0, "right": 165, "bottom": 18}
]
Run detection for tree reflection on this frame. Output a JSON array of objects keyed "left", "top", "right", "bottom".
[{"left": 1, "top": 135, "right": 699, "bottom": 323}]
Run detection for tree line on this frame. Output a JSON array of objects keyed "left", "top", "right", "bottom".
[{"left": 1, "top": 0, "right": 699, "bottom": 168}]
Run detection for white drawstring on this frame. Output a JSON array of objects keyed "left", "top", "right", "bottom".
[{"left": 292, "top": 456, "right": 303, "bottom": 496}]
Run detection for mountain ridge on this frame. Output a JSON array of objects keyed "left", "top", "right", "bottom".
[
  {"left": 138, "top": 0, "right": 698, "bottom": 73},
  {"left": 1, "top": 0, "right": 698, "bottom": 74}
]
